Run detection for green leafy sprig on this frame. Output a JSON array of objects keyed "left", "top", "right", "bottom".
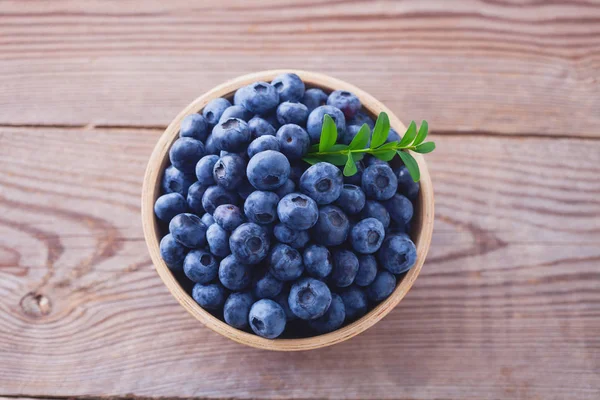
[{"left": 302, "top": 113, "right": 435, "bottom": 182}]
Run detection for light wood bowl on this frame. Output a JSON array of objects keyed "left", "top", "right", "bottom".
[{"left": 142, "top": 70, "right": 434, "bottom": 351}]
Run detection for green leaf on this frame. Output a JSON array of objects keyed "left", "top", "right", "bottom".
[
  {"left": 414, "top": 141, "right": 436, "bottom": 154},
  {"left": 353, "top": 153, "right": 365, "bottom": 162},
  {"left": 348, "top": 124, "right": 371, "bottom": 150},
  {"left": 373, "top": 141, "right": 398, "bottom": 151},
  {"left": 310, "top": 143, "right": 320, "bottom": 152},
  {"left": 319, "top": 153, "right": 349, "bottom": 166},
  {"left": 302, "top": 157, "right": 321, "bottom": 165},
  {"left": 343, "top": 153, "right": 357, "bottom": 176},
  {"left": 330, "top": 144, "right": 349, "bottom": 151},
  {"left": 397, "top": 151, "right": 420, "bottom": 182},
  {"left": 413, "top": 120, "right": 428, "bottom": 146},
  {"left": 398, "top": 121, "right": 417, "bottom": 147},
  {"left": 319, "top": 114, "right": 337, "bottom": 152},
  {"left": 370, "top": 112, "right": 390, "bottom": 149},
  {"left": 371, "top": 150, "right": 397, "bottom": 161}
]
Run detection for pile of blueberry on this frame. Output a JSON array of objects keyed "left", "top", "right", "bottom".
[{"left": 155, "top": 73, "right": 419, "bottom": 339}]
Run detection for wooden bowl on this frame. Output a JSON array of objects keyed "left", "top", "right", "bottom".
[{"left": 142, "top": 70, "right": 434, "bottom": 351}]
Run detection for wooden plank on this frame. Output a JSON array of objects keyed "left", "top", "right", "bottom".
[
  {"left": 0, "top": 0, "right": 599, "bottom": 136},
  {"left": 0, "top": 127, "right": 598, "bottom": 399}
]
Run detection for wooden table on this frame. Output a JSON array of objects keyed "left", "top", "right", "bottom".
[{"left": 1, "top": 1, "right": 598, "bottom": 399}]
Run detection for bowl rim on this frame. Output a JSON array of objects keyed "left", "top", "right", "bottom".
[{"left": 141, "top": 69, "right": 434, "bottom": 351}]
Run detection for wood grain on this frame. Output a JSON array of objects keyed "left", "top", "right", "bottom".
[
  {"left": 0, "top": 0, "right": 599, "bottom": 136},
  {"left": 0, "top": 126, "right": 598, "bottom": 399}
]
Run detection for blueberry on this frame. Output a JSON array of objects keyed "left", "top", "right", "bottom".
[
  {"left": 301, "top": 88, "right": 328, "bottom": 112},
  {"left": 244, "top": 191, "right": 279, "bottom": 225},
  {"left": 212, "top": 118, "right": 251, "bottom": 153},
  {"left": 229, "top": 223, "right": 270, "bottom": 264},
  {"left": 169, "top": 137, "right": 205, "bottom": 174},
  {"left": 306, "top": 105, "right": 346, "bottom": 144},
  {"left": 377, "top": 234, "right": 417, "bottom": 274},
  {"left": 344, "top": 161, "right": 364, "bottom": 186},
  {"left": 186, "top": 182, "right": 207, "bottom": 215},
  {"left": 308, "top": 293, "right": 345, "bottom": 334},
  {"left": 327, "top": 90, "right": 361, "bottom": 119},
  {"left": 180, "top": 114, "right": 209, "bottom": 141},
  {"left": 366, "top": 270, "right": 396, "bottom": 302},
  {"left": 253, "top": 271, "right": 283, "bottom": 299},
  {"left": 387, "top": 220, "right": 411, "bottom": 235},
  {"left": 341, "top": 124, "right": 370, "bottom": 146},
  {"left": 248, "top": 116, "right": 276, "bottom": 138},
  {"left": 394, "top": 165, "right": 420, "bottom": 202},
  {"left": 303, "top": 244, "right": 332, "bottom": 279},
  {"left": 289, "top": 277, "right": 332, "bottom": 320},
  {"left": 383, "top": 193, "right": 414, "bottom": 225},
  {"left": 192, "top": 282, "right": 227, "bottom": 310},
  {"left": 363, "top": 155, "right": 388, "bottom": 167},
  {"left": 355, "top": 255, "right": 378, "bottom": 287},
  {"left": 212, "top": 154, "right": 245, "bottom": 191},
  {"left": 237, "top": 178, "right": 254, "bottom": 200},
  {"left": 236, "top": 81, "right": 279, "bottom": 115},
  {"left": 276, "top": 124, "right": 310, "bottom": 160},
  {"left": 218, "top": 105, "right": 253, "bottom": 123},
  {"left": 277, "top": 193, "right": 319, "bottom": 230},
  {"left": 268, "top": 243, "right": 304, "bottom": 281},
  {"left": 154, "top": 193, "right": 187, "bottom": 222},
  {"left": 183, "top": 249, "right": 218, "bottom": 284},
  {"left": 300, "top": 163, "right": 343, "bottom": 204},
  {"left": 195, "top": 155, "right": 219, "bottom": 186},
  {"left": 206, "top": 223, "right": 231, "bottom": 257},
  {"left": 273, "top": 224, "right": 309, "bottom": 249},
  {"left": 246, "top": 135, "right": 280, "bottom": 159},
  {"left": 159, "top": 233, "right": 187, "bottom": 271},
  {"left": 340, "top": 285, "right": 368, "bottom": 320},
  {"left": 162, "top": 165, "right": 195, "bottom": 196},
  {"left": 201, "top": 213, "right": 215, "bottom": 227},
  {"left": 386, "top": 128, "right": 401, "bottom": 143},
  {"left": 334, "top": 184, "right": 366, "bottom": 215},
  {"left": 218, "top": 254, "right": 252, "bottom": 290},
  {"left": 311, "top": 205, "right": 350, "bottom": 246},
  {"left": 360, "top": 200, "right": 390, "bottom": 229},
  {"left": 249, "top": 299, "right": 286, "bottom": 339},
  {"left": 348, "top": 112, "right": 375, "bottom": 129},
  {"left": 169, "top": 213, "right": 207, "bottom": 248},
  {"left": 349, "top": 218, "right": 385, "bottom": 254},
  {"left": 331, "top": 249, "right": 359, "bottom": 287},
  {"left": 201, "top": 185, "right": 238, "bottom": 214},
  {"left": 289, "top": 163, "right": 306, "bottom": 185},
  {"left": 204, "top": 134, "right": 219, "bottom": 155},
  {"left": 213, "top": 204, "right": 245, "bottom": 231},
  {"left": 203, "top": 98, "right": 232, "bottom": 126},
  {"left": 274, "top": 179, "right": 295, "bottom": 198},
  {"left": 271, "top": 73, "right": 305, "bottom": 103},
  {"left": 246, "top": 150, "right": 290, "bottom": 190},
  {"left": 276, "top": 101, "right": 309, "bottom": 126},
  {"left": 224, "top": 292, "right": 254, "bottom": 329},
  {"left": 261, "top": 112, "right": 281, "bottom": 130},
  {"left": 361, "top": 164, "right": 398, "bottom": 200},
  {"left": 273, "top": 288, "right": 296, "bottom": 321}
]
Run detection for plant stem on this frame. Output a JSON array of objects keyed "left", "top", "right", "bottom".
[{"left": 308, "top": 145, "right": 416, "bottom": 157}]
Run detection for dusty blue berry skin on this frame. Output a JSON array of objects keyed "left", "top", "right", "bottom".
[
  {"left": 360, "top": 200, "right": 390, "bottom": 229},
  {"left": 303, "top": 244, "right": 332, "bottom": 279},
  {"left": 327, "top": 90, "right": 361, "bottom": 119},
  {"left": 311, "top": 205, "right": 350, "bottom": 246},
  {"left": 169, "top": 213, "right": 207, "bottom": 248},
  {"left": 377, "top": 234, "right": 417, "bottom": 274},
  {"left": 331, "top": 249, "right": 360, "bottom": 287},
  {"left": 186, "top": 182, "right": 207, "bottom": 215},
  {"left": 355, "top": 255, "right": 378, "bottom": 287},
  {"left": 261, "top": 112, "right": 281, "bottom": 130},
  {"left": 224, "top": 292, "right": 254, "bottom": 329},
  {"left": 244, "top": 191, "right": 279, "bottom": 225},
  {"left": 154, "top": 193, "right": 187, "bottom": 222},
  {"left": 162, "top": 165, "right": 196, "bottom": 197},
  {"left": 201, "top": 185, "right": 238, "bottom": 214},
  {"left": 366, "top": 270, "right": 396, "bottom": 302},
  {"left": 300, "top": 163, "right": 344, "bottom": 205},
  {"left": 363, "top": 155, "right": 387, "bottom": 167},
  {"left": 218, "top": 254, "right": 252, "bottom": 291},
  {"left": 169, "top": 137, "right": 205, "bottom": 174},
  {"left": 361, "top": 164, "right": 398, "bottom": 201},
  {"left": 386, "top": 128, "right": 401, "bottom": 143},
  {"left": 348, "top": 112, "right": 375, "bottom": 129},
  {"left": 273, "top": 288, "right": 296, "bottom": 321},
  {"left": 246, "top": 150, "right": 290, "bottom": 190},
  {"left": 213, "top": 204, "right": 245, "bottom": 231},
  {"left": 288, "top": 277, "right": 332, "bottom": 320},
  {"left": 383, "top": 193, "right": 414, "bottom": 225},
  {"left": 201, "top": 213, "right": 215, "bottom": 227},
  {"left": 218, "top": 105, "right": 253, "bottom": 123},
  {"left": 334, "top": 184, "right": 366, "bottom": 215},
  {"left": 276, "top": 102, "right": 309, "bottom": 126},
  {"left": 212, "top": 118, "right": 252, "bottom": 153},
  {"left": 350, "top": 217, "right": 385, "bottom": 254},
  {"left": 308, "top": 293, "right": 345, "bottom": 333},
  {"left": 237, "top": 81, "right": 280, "bottom": 115},
  {"left": 192, "top": 282, "right": 227, "bottom": 310},
  {"left": 340, "top": 285, "right": 368, "bottom": 320},
  {"left": 253, "top": 272, "right": 283, "bottom": 299},
  {"left": 306, "top": 105, "right": 346, "bottom": 144},
  {"left": 249, "top": 299, "right": 286, "bottom": 339},
  {"left": 302, "top": 88, "right": 328, "bottom": 112},
  {"left": 289, "top": 163, "right": 306, "bottom": 185},
  {"left": 268, "top": 243, "right": 304, "bottom": 281},
  {"left": 195, "top": 155, "right": 219, "bottom": 186},
  {"left": 180, "top": 114, "right": 209, "bottom": 141},
  {"left": 206, "top": 223, "right": 230, "bottom": 257},
  {"left": 274, "top": 179, "right": 295, "bottom": 198},
  {"left": 277, "top": 193, "right": 319, "bottom": 230},
  {"left": 271, "top": 73, "right": 305, "bottom": 103},
  {"left": 212, "top": 154, "right": 246, "bottom": 191},
  {"left": 248, "top": 116, "right": 276, "bottom": 138},
  {"left": 276, "top": 124, "right": 310, "bottom": 160},
  {"left": 394, "top": 165, "right": 420, "bottom": 202},
  {"left": 229, "top": 223, "right": 270, "bottom": 264},
  {"left": 203, "top": 98, "right": 232, "bottom": 126},
  {"left": 273, "top": 224, "right": 309, "bottom": 249},
  {"left": 247, "top": 135, "right": 280, "bottom": 158},
  {"left": 344, "top": 161, "right": 364, "bottom": 186},
  {"left": 160, "top": 233, "right": 187, "bottom": 271},
  {"left": 204, "top": 134, "right": 219, "bottom": 155},
  {"left": 341, "top": 124, "right": 370, "bottom": 146},
  {"left": 183, "top": 249, "right": 218, "bottom": 284}
]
